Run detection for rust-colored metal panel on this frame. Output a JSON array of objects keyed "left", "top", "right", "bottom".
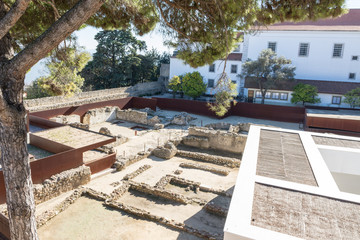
[
  {"left": 306, "top": 116, "right": 360, "bottom": 133},
  {"left": 73, "top": 97, "right": 132, "bottom": 119},
  {"left": 29, "top": 115, "right": 65, "bottom": 129},
  {"left": 85, "top": 153, "right": 116, "bottom": 174},
  {"left": 154, "top": 98, "right": 305, "bottom": 122},
  {"left": 30, "top": 149, "right": 83, "bottom": 184},
  {"left": 0, "top": 212, "right": 9, "bottom": 240},
  {"left": 30, "top": 106, "right": 74, "bottom": 119},
  {"left": 129, "top": 97, "right": 157, "bottom": 111},
  {"left": 154, "top": 98, "right": 221, "bottom": 118},
  {"left": 29, "top": 133, "right": 73, "bottom": 153}
]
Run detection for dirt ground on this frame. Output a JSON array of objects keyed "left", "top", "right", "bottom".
[{"left": 38, "top": 197, "right": 200, "bottom": 240}]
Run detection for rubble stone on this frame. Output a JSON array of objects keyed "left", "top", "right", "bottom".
[
  {"left": 152, "top": 142, "right": 177, "bottom": 159},
  {"left": 171, "top": 112, "right": 196, "bottom": 125},
  {"left": 33, "top": 166, "right": 91, "bottom": 204}
]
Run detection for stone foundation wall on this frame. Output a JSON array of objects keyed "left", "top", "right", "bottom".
[
  {"left": 116, "top": 109, "right": 161, "bottom": 126},
  {"left": 25, "top": 81, "right": 162, "bottom": 112},
  {"left": 83, "top": 106, "right": 119, "bottom": 125},
  {"left": 33, "top": 165, "right": 91, "bottom": 204},
  {"left": 184, "top": 127, "right": 247, "bottom": 154}
]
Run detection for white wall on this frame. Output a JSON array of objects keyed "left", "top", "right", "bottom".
[
  {"left": 246, "top": 31, "right": 360, "bottom": 83},
  {"left": 169, "top": 57, "right": 242, "bottom": 95},
  {"left": 319, "top": 147, "right": 360, "bottom": 195}
]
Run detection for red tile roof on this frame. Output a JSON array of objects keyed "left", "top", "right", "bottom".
[
  {"left": 227, "top": 53, "right": 242, "bottom": 61},
  {"left": 259, "top": 9, "right": 360, "bottom": 31},
  {"left": 245, "top": 78, "right": 360, "bottom": 95}
]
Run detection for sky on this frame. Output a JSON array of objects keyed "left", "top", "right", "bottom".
[{"left": 24, "top": 0, "right": 360, "bottom": 84}]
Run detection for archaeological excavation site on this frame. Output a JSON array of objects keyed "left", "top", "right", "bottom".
[{"left": 1, "top": 85, "right": 358, "bottom": 240}]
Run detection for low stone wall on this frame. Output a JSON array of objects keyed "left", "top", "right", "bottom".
[
  {"left": 25, "top": 81, "right": 162, "bottom": 112},
  {"left": 176, "top": 150, "right": 241, "bottom": 168},
  {"left": 113, "top": 151, "right": 151, "bottom": 171},
  {"left": 116, "top": 109, "right": 161, "bottom": 126},
  {"left": 183, "top": 127, "right": 247, "bottom": 154},
  {"left": 33, "top": 166, "right": 91, "bottom": 204},
  {"left": 179, "top": 162, "right": 230, "bottom": 176},
  {"left": 83, "top": 106, "right": 119, "bottom": 125}
]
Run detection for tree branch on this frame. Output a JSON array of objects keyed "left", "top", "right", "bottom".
[
  {"left": 9, "top": 0, "right": 105, "bottom": 78},
  {"left": 0, "top": 0, "right": 32, "bottom": 40}
]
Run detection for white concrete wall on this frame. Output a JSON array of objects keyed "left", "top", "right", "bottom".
[
  {"left": 246, "top": 31, "right": 360, "bottom": 83},
  {"left": 169, "top": 57, "right": 242, "bottom": 95},
  {"left": 319, "top": 148, "right": 360, "bottom": 176},
  {"left": 319, "top": 147, "right": 360, "bottom": 195}
]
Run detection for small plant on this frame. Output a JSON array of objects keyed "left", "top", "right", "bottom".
[
  {"left": 182, "top": 71, "right": 207, "bottom": 99},
  {"left": 291, "top": 83, "right": 321, "bottom": 106},
  {"left": 168, "top": 75, "right": 182, "bottom": 98},
  {"left": 344, "top": 87, "right": 360, "bottom": 108},
  {"left": 208, "top": 75, "right": 237, "bottom": 117}
]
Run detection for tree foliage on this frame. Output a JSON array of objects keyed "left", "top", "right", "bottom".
[
  {"left": 241, "top": 49, "right": 296, "bottom": 104},
  {"left": 168, "top": 75, "right": 182, "bottom": 98},
  {"left": 182, "top": 71, "right": 206, "bottom": 99},
  {"left": 291, "top": 83, "right": 321, "bottom": 105},
  {"left": 344, "top": 87, "right": 360, "bottom": 108},
  {"left": 82, "top": 30, "right": 167, "bottom": 90},
  {"left": 82, "top": 30, "right": 146, "bottom": 89},
  {"left": 208, "top": 75, "right": 237, "bottom": 116},
  {"left": 27, "top": 36, "right": 91, "bottom": 98}
]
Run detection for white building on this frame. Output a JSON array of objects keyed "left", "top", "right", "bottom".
[
  {"left": 170, "top": 51, "right": 243, "bottom": 95},
  {"left": 169, "top": 9, "right": 360, "bottom": 107}
]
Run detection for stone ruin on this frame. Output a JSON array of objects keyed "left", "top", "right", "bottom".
[
  {"left": 205, "top": 122, "right": 251, "bottom": 133},
  {"left": 152, "top": 142, "right": 177, "bottom": 159},
  {"left": 182, "top": 126, "right": 247, "bottom": 154}
]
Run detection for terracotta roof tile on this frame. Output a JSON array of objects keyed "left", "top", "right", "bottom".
[{"left": 258, "top": 9, "right": 360, "bottom": 31}]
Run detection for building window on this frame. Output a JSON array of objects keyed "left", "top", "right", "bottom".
[
  {"left": 332, "top": 96, "right": 341, "bottom": 105},
  {"left": 208, "top": 79, "right": 214, "bottom": 88},
  {"left": 255, "top": 91, "right": 262, "bottom": 98},
  {"left": 233, "top": 44, "right": 240, "bottom": 52},
  {"left": 231, "top": 65, "right": 238, "bottom": 74},
  {"left": 231, "top": 80, "right": 237, "bottom": 85},
  {"left": 280, "top": 93, "right": 288, "bottom": 100},
  {"left": 271, "top": 92, "right": 279, "bottom": 99},
  {"left": 268, "top": 42, "right": 277, "bottom": 52},
  {"left": 265, "top": 92, "right": 271, "bottom": 99},
  {"left": 352, "top": 55, "right": 358, "bottom": 61},
  {"left": 299, "top": 43, "right": 309, "bottom": 57},
  {"left": 333, "top": 43, "right": 344, "bottom": 58},
  {"left": 209, "top": 64, "right": 215, "bottom": 72},
  {"left": 349, "top": 73, "right": 356, "bottom": 80}
]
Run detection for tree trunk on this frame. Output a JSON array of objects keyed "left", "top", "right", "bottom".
[
  {"left": 0, "top": 92, "right": 38, "bottom": 240},
  {"left": 261, "top": 97, "right": 265, "bottom": 104},
  {"left": 0, "top": 32, "right": 38, "bottom": 239}
]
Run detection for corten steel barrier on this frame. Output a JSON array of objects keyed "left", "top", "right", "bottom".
[
  {"left": 0, "top": 212, "right": 9, "bottom": 240},
  {"left": 128, "top": 97, "right": 157, "bottom": 111},
  {"left": 29, "top": 115, "right": 65, "bottom": 129},
  {"left": 230, "top": 102, "right": 305, "bottom": 123},
  {"left": 85, "top": 153, "right": 116, "bottom": 174},
  {"left": 154, "top": 97, "right": 221, "bottom": 118},
  {"left": 0, "top": 149, "right": 83, "bottom": 203},
  {"left": 154, "top": 97, "right": 305, "bottom": 122},
  {"left": 306, "top": 115, "right": 360, "bottom": 134}
]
